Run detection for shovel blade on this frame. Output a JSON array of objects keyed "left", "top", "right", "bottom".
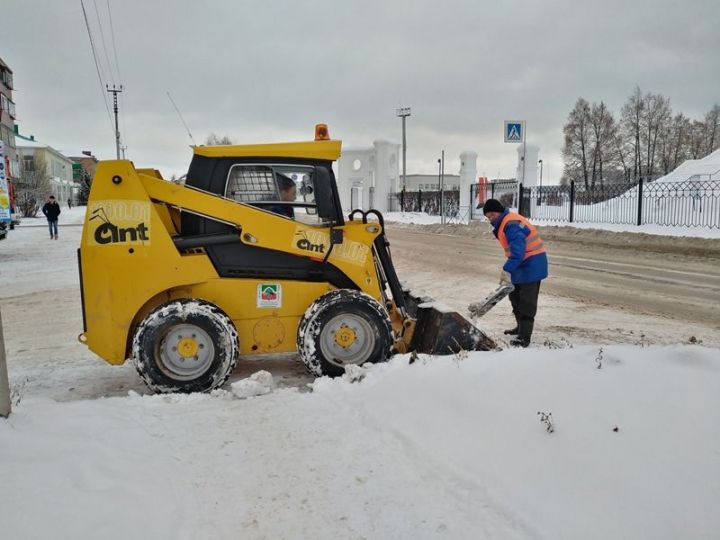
[{"left": 403, "top": 290, "right": 497, "bottom": 354}]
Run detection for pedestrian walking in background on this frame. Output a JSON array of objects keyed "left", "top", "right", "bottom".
[
  {"left": 67, "top": 197, "right": 72, "bottom": 209},
  {"left": 482, "top": 199, "right": 548, "bottom": 347},
  {"left": 42, "top": 195, "right": 61, "bottom": 240}
]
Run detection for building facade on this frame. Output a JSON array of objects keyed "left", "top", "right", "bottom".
[
  {"left": 68, "top": 150, "right": 99, "bottom": 182},
  {"left": 0, "top": 58, "right": 19, "bottom": 181},
  {"left": 15, "top": 130, "right": 75, "bottom": 205},
  {"left": 401, "top": 173, "right": 461, "bottom": 192}
]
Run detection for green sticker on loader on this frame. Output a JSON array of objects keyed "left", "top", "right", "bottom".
[{"left": 257, "top": 283, "right": 282, "bottom": 308}]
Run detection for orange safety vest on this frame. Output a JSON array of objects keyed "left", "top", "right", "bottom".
[{"left": 497, "top": 212, "right": 546, "bottom": 260}]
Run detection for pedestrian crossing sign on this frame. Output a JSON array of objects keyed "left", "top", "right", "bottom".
[{"left": 504, "top": 121, "right": 525, "bottom": 143}]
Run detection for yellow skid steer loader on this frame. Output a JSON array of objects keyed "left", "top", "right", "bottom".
[{"left": 78, "top": 126, "right": 496, "bottom": 393}]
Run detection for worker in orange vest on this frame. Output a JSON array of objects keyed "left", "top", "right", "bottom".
[{"left": 482, "top": 199, "right": 548, "bottom": 347}]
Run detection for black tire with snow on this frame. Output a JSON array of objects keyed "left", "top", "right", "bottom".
[
  {"left": 297, "top": 289, "right": 393, "bottom": 377},
  {"left": 132, "top": 299, "right": 239, "bottom": 393}
]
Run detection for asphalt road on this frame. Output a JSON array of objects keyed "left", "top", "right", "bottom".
[{"left": 385, "top": 226, "right": 720, "bottom": 330}]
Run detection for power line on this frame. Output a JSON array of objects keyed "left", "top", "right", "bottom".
[
  {"left": 167, "top": 91, "right": 196, "bottom": 146},
  {"left": 80, "top": 0, "right": 114, "bottom": 133},
  {"left": 93, "top": 0, "right": 115, "bottom": 85},
  {"left": 106, "top": 0, "right": 126, "bottom": 155},
  {"left": 106, "top": 0, "right": 122, "bottom": 83}
]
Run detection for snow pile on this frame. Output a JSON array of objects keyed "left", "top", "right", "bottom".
[
  {"left": 536, "top": 220, "right": 720, "bottom": 238},
  {"left": 384, "top": 212, "right": 442, "bottom": 225},
  {"left": 2, "top": 345, "right": 719, "bottom": 539},
  {"left": 342, "top": 363, "right": 365, "bottom": 383},
  {"left": 230, "top": 370, "right": 276, "bottom": 398},
  {"left": 655, "top": 148, "right": 720, "bottom": 184}
]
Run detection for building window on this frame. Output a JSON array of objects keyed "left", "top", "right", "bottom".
[
  {"left": 23, "top": 155, "right": 34, "bottom": 172},
  {"left": 1, "top": 69, "right": 13, "bottom": 90}
]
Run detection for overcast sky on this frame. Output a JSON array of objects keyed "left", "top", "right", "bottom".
[{"left": 3, "top": 0, "right": 719, "bottom": 182}]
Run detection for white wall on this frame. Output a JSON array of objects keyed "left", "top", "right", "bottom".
[
  {"left": 336, "top": 140, "right": 399, "bottom": 213},
  {"left": 337, "top": 147, "right": 373, "bottom": 212},
  {"left": 516, "top": 144, "right": 540, "bottom": 187}
]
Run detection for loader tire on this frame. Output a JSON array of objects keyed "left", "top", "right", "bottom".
[
  {"left": 132, "top": 299, "right": 239, "bottom": 393},
  {"left": 298, "top": 289, "right": 393, "bottom": 377}
]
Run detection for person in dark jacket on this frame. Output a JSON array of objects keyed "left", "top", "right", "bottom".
[
  {"left": 42, "top": 195, "right": 61, "bottom": 240},
  {"left": 268, "top": 174, "right": 296, "bottom": 219},
  {"left": 482, "top": 199, "right": 548, "bottom": 347}
]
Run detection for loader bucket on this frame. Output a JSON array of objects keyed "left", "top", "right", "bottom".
[{"left": 403, "top": 290, "right": 497, "bottom": 354}]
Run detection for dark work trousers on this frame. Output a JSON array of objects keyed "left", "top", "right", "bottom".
[{"left": 509, "top": 281, "right": 541, "bottom": 343}]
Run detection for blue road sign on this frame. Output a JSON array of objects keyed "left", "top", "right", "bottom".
[{"left": 504, "top": 121, "right": 524, "bottom": 143}]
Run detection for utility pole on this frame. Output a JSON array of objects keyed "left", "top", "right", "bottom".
[
  {"left": 396, "top": 107, "right": 411, "bottom": 190},
  {"left": 1, "top": 309, "right": 11, "bottom": 417},
  {"left": 106, "top": 84, "right": 123, "bottom": 159},
  {"left": 440, "top": 150, "right": 445, "bottom": 224}
]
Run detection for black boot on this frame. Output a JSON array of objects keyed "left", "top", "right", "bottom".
[
  {"left": 510, "top": 337, "right": 530, "bottom": 348},
  {"left": 504, "top": 327, "right": 519, "bottom": 335},
  {"left": 511, "top": 320, "right": 534, "bottom": 348}
]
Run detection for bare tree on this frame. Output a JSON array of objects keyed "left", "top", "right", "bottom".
[
  {"left": 687, "top": 120, "right": 707, "bottom": 159},
  {"left": 205, "top": 133, "right": 234, "bottom": 145},
  {"left": 564, "top": 89, "right": 717, "bottom": 186},
  {"left": 16, "top": 152, "right": 51, "bottom": 217},
  {"left": 659, "top": 113, "right": 690, "bottom": 174},
  {"left": 704, "top": 104, "right": 720, "bottom": 155},
  {"left": 621, "top": 86, "right": 644, "bottom": 181},
  {"left": 563, "top": 99, "right": 624, "bottom": 188},
  {"left": 641, "top": 92, "right": 672, "bottom": 179},
  {"left": 562, "top": 98, "right": 591, "bottom": 188},
  {"left": 589, "top": 101, "right": 621, "bottom": 187}
]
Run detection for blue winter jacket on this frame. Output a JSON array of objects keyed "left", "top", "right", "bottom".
[{"left": 491, "top": 209, "right": 548, "bottom": 284}]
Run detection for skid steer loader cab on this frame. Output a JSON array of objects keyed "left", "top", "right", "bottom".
[{"left": 78, "top": 126, "right": 495, "bottom": 394}]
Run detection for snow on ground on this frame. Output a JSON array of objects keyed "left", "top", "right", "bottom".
[
  {"left": 1, "top": 206, "right": 720, "bottom": 539},
  {"left": 384, "top": 211, "right": 443, "bottom": 225},
  {"left": 2, "top": 348, "right": 719, "bottom": 539},
  {"left": 385, "top": 211, "right": 720, "bottom": 238},
  {"left": 531, "top": 220, "right": 720, "bottom": 239}
]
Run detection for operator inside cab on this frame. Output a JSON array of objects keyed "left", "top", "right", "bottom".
[{"left": 269, "top": 173, "right": 297, "bottom": 219}]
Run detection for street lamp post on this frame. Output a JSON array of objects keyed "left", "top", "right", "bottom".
[
  {"left": 396, "top": 107, "right": 411, "bottom": 191},
  {"left": 538, "top": 159, "right": 543, "bottom": 205}
]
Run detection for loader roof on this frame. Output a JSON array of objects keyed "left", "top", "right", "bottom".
[{"left": 192, "top": 140, "right": 342, "bottom": 161}]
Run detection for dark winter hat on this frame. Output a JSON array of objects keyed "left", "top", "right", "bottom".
[{"left": 482, "top": 199, "right": 504, "bottom": 214}]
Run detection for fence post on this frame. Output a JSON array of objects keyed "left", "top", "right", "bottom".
[
  {"left": 400, "top": 188, "right": 405, "bottom": 211},
  {"left": 569, "top": 181, "right": 575, "bottom": 223},
  {"left": 517, "top": 183, "right": 524, "bottom": 216},
  {"left": 637, "top": 177, "right": 644, "bottom": 226},
  {"left": 1, "top": 309, "right": 11, "bottom": 417},
  {"left": 418, "top": 189, "right": 422, "bottom": 212},
  {"left": 470, "top": 184, "right": 474, "bottom": 220},
  {"left": 491, "top": 182, "right": 495, "bottom": 200}
]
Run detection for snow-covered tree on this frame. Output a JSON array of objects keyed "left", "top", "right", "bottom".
[{"left": 77, "top": 168, "right": 92, "bottom": 206}]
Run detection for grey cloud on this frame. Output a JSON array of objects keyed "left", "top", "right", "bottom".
[{"left": 4, "top": 0, "right": 718, "bottom": 182}]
